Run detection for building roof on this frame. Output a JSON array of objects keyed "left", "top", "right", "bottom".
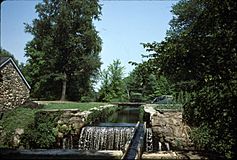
[
  {"left": 0, "top": 57, "right": 9, "bottom": 65},
  {"left": 0, "top": 57, "right": 31, "bottom": 89}
]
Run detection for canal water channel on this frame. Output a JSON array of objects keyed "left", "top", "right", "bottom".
[{"left": 78, "top": 106, "right": 141, "bottom": 151}]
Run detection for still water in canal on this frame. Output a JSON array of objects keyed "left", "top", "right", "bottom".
[{"left": 98, "top": 106, "right": 142, "bottom": 127}]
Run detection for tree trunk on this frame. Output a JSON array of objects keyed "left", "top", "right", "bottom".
[
  {"left": 126, "top": 88, "right": 130, "bottom": 100},
  {"left": 60, "top": 73, "right": 67, "bottom": 101}
]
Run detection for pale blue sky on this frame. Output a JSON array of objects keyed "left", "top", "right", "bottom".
[{"left": 1, "top": 0, "right": 177, "bottom": 78}]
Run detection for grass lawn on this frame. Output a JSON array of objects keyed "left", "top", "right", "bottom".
[
  {"left": 41, "top": 102, "right": 108, "bottom": 110},
  {"left": 0, "top": 107, "right": 37, "bottom": 131},
  {"left": 0, "top": 107, "right": 37, "bottom": 147}
]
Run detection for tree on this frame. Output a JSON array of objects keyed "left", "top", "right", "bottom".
[
  {"left": 125, "top": 62, "right": 150, "bottom": 102},
  {"left": 25, "top": 0, "right": 102, "bottom": 101},
  {"left": 126, "top": 60, "right": 173, "bottom": 102},
  {"left": 97, "top": 69, "right": 111, "bottom": 102},
  {"left": 155, "top": 75, "right": 173, "bottom": 97},
  {"left": 0, "top": 48, "right": 20, "bottom": 67},
  {"left": 98, "top": 59, "right": 126, "bottom": 102},
  {"left": 143, "top": 0, "right": 237, "bottom": 158}
]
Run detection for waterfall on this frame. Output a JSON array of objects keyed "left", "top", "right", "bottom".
[
  {"left": 158, "top": 142, "right": 162, "bottom": 151},
  {"left": 78, "top": 126, "right": 135, "bottom": 150},
  {"left": 62, "top": 135, "right": 74, "bottom": 149},
  {"left": 157, "top": 141, "right": 171, "bottom": 151},
  {"left": 62, "top": 138, "right": 66, "bottom": 149},
  {"left": 145, "top": 128, "right": 153, "bottom": 152},
  {"left": 145, "top": 128, "right": 171, "bottom": 152},
  {"left": 165, "top": 142, "right": 170, "bottom": 151}
]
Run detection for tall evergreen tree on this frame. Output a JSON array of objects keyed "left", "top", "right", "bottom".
[{"left": 25, "top": 0, "right": 102, "bottom": 100}]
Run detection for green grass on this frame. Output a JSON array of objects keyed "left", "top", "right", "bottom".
[
  {"left": 0, "top": 107, "right": 37, "bottom": 147},
  {"left": 42, "top": 102, "right": 108, "bottom": 110},
  {"left": 0, "top": 107, "right": 37, "bottom": 131}
]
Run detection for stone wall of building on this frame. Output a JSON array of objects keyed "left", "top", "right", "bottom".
[{"left": 0, "top": 62, "right": 30, "bottom": 111}]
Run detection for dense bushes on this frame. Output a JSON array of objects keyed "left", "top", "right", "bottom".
[
  {"left": 184, "top": 83, "right": 236, "bottom": 158},
  {"left": 0, "top": 107, "right": 36, "bottom": 148},
  {"left": 141, "top": 0, "right": 237, "bottom": 158},
  {"left": 20, "top": 111, "right": 62, "bottom": 149}
]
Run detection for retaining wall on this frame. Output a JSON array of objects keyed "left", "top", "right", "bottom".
[{"left": 144, "top": 104, "right": 193, "bottom": 151}]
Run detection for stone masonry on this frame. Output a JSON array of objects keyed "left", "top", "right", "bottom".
[
  {"left": 144, "top": 105, "right": 194, "bottom": 151},
  {"left": 151, "top": 110, "right": 193, "bottom": 150},
  {"left": 0, "top": 61, "right": 30, "bottom": 111}
]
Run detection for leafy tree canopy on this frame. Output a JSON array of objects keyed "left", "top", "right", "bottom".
[
  {"left": 126, "top": 60, "right": 174, "bottom": 102},
  {"left": 98, "top": 59, "right": 126, "bottom": 102},
  {"left": 24, "top": 0, "right": 102, "bottom": 100},
  {"left": 0, "top": 48, "right": 21, "bottom": 66},
  {"left": 142, "top": 0, "right": 237, "bottom": 158}
]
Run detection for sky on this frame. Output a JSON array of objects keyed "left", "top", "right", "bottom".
[{"left": 1, "top": 0, "right": 178, "bottom": 83}]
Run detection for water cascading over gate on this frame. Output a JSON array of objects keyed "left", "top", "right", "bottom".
[
  {"left": 145, "top": 128, "right": 153, "bottom": 152},
  {"left": 145, "top": 128, "right": 171, "bottom": 152},
  {"left": 78, "top": 126, "right": 135, "bottom": 150}
]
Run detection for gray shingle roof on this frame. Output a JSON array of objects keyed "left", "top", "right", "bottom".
[{"left": 0, "top": 57, "right": 10, "bottom": 67}]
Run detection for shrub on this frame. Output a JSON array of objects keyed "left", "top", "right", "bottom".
[
  {"left": 184, "top": 84, "right": 236, "bottom": 159},
  {"left": 80, "top": 96, "right": 93, "bottom": 102},
  {"left": 20, "top": 111, "right": 62, "bottom": 149},
  {"left": 0, "top": 107, "right": 36, "bottom": 148},
  {"left": 190, "top": 125, "right": 212, "bottom": 150},
  {"left": 130, "top": 92, "right": 144, "bottom": 102}
]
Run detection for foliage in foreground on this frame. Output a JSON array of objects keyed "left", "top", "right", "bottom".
[
  {"left": 184, "top": 84, "right": 236, "bottom": 158},
  {"left": 0, "top": 107, "right": 37, "bottom": 147},
  {"left": 20, "top": 111, "right": 62, "bottom": 149},
  {"left": 142, "top": 0, "right": 237, "bottom": 158}
]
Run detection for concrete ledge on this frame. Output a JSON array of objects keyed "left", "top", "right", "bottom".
[
  {"left": 142, "top": 151, "right": 179, "bottom": 159},
  {"left": 142, "top": 151, "right": 224, "bottom": 160},
  {"left": 0, "top": 148, "right": 123, "bottom": 160}
]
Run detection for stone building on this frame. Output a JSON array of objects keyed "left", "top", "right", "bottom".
[{"left": 0, "top": 57, "right": 30, "bottom": 112}]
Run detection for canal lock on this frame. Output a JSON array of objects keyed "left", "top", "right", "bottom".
[
  {"left": 61, "top": 104, "right": 179, "bottom": 159},
  {"left": 0, "top": 104, "right": 222, "bottom": 160}
]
